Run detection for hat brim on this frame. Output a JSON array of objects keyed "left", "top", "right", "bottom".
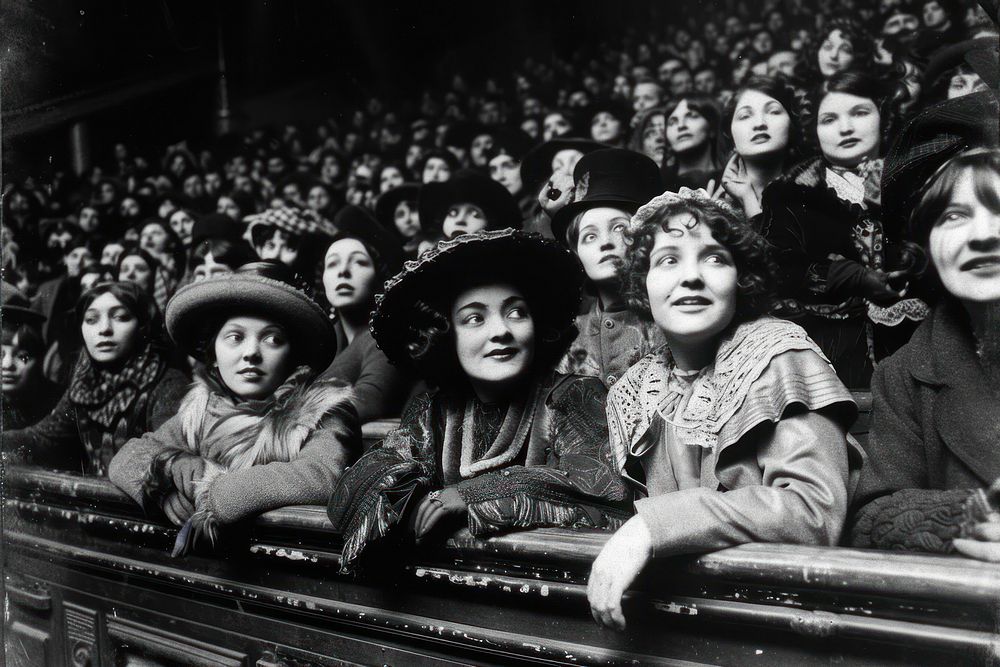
[
  {"left": 2, "top": 305, "right": 46, "bottom": 327},
  {"left": 166, "top": 274, "right": 336, "bottom": 369},
  {"left": 374, "top": 184, "right": 421, "bottom": 229},
  {"left": 371, "top": 229, "right": 583, "bottom": 372},
  {"left": 550, "top": 196, "right": 641, "bottom": 247},
  {"left": 418, "top": 175, "right": 522, "bottom": 233}
]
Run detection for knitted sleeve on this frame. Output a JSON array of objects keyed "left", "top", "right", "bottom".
[
  {"left": 326, "top": 391, "right": 438, "bottom": 572},
  {"left": 849, "top": 488, "right": 972, "bottom": 553},
  {"left": 456, "top": 377, "right": 632, "bottom": 536}
]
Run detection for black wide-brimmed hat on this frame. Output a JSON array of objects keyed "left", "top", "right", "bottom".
[
  {"left": 925, "top": 36, "right": 1000, "bottom": 91},
  {"left": 190, "top": 213, "right": 246, "bottom": 247},
  {"left": 519, "top": 137, "right": 603, "bottom": 198},
  {"left": 882, "top": 90, "right": 1000, "bottom": 237},
  {"left": 374, "top": 183, "right": 421, "bottom": 232},
  {"left": 551, "top": 148, "right": 664, "bottom": 246},
  {"left": 1, "top": 281, "right": 46, "bottom": 327},
  {"left": 370, "top": 229, "right": 584, "bottom": 372},
  {"left": 418, "top": 169, "right": 522, "bottom": 233},
  {"left": 330, "top": 205, "right": 404, "bottom": 280},
  {"left": 165, "top": 262, "right": 336, "bottom": 369}
]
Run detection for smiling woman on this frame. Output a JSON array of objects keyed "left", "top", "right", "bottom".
[
  {"left": 328, "top": 230, "right": 631, "bottom": 572},
  {"left": 107, "top": 262, "right": 360, "bottom": 557},
  {"left": 588, "top": 188, "right": 863, "bottom": 630}
]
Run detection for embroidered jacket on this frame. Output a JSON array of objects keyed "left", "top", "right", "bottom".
[
  {"left": 606, "top": 317, "right": 864, "bottom": 556},
  {"left": 327, "top": 372, "right": 631, "bottom": 572},
  {"left": 109, "top": 368, "right": 360, "bottom": 536}
]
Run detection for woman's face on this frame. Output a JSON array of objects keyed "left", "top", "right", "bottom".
[
  {"left": 575, "top": 207, "right": 629, "bottom": 284},
  {"left": 489, "top": 154, "right": 523, "bottom": 196},
  {"left": 307, "top": 186, "right": 331, "bottom": 211},
  {"left": 521, "top": 118, "right": 541, "bottom": 140},
  {"left": 98, "top": 182, "right": 116, "bottom": 204},
  {"left": 1, "top": 336, "right": 38, "bottom": 395},
  {"left": 217, "top": 196, "right": 241, "bottom": 220},
  {"left": 422, "top": 157, "right": 452, "bottom": 184},
  {"left": 47, "top": 230, "right": 73, "bottom": 250},
  {"left": 948, "top": 71, "right": 988, "bottom": 99},
  {"left": 442, "top": 203, "right": 487, "bottom": 239},
  {"left": 591, "top": 111, "right": 623, "bottom": 144},
  {"left": 551, "top": 149, "right": 584, "bottom": 178},
  {"left": 281, "top": 183, "right": 304, "bottom": 207},
  {"left": 321, "top": 156, "right": 342, "bottom": 182},
  {"left": 923, "top": 0, "right": 947, "bottom": 28},
  {"left": 192, "top": 252, "right": 233, "bottom": 282},
  {"left": 405, "top": 144, "right": 425, "bottom": 171},
  {"left": 379, "top": 166, "right": 404, "bottom": 194},
  {"left": 645, "top": 214, "right": 738, "bottom": 345},
  {"left": 101, "top": 242, "right": 125, "bottom": 267},
  {"left": 752, "top": 31, "right": 774, "bottom": 55},
  {"left": 119, "top": 255, "right": 153, "bottom": 292},
  {"left": 81, "top": 292, "right": 140, "bottom": 365},
  {"left": 818, "top": 29, "right": 855, "bottom": 77},
  {"left": 64, "top": 246, "right": 93, "bottom": 277},
  {"left": 169, "top": 210, "right": 195, "bottom": 245},
  {"left": 393, "top": 200, "right": 421, "bottom": 238},
  {"left": 214, "top": 315, "right": 295, "bottom": 400},
  {"left": 641, "top": 113, "right": 667, "bottom": 163},
  {"left": 257, "top": 229, "right": 300, "bottom": 266},
  {"left": 731, "top": 90, "right": 791, "bottom": 158},
  {"left": 141, "top": 222, "right": 171, "bottom": 254},
  {"left": 451, "top": 283, "right": 536, "bottom": 394},
  {"left": 543, "top": 113, "right": 572, "bottom": 141},
  {"left": 183, "top": 174, "right": 204, "bottom": 200},
  {"left": 79, "top": 206, "right": 101, "bottom": 232},
  {"left": 928, "top": 168, "right": 1000, "bottom": 306},
  {"left": 470, "top": 134, "right": 494, "bottom": 167},
  {"left": 816, "top": 91, "right": 881, "bottom": 167},
  {"left": 666, "top": 100, "right": 711, "bottom": 155},
  {"left": 323, "top": 238, "right": 378, "bottom": 310}
]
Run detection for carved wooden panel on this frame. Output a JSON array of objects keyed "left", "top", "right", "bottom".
[
  {"left": 5, "top": 620, "right": 50, "bottom": 667},
  {"left": 63, "top": 602, "right": 97, "bottom": 667},
  {"left": 106, "top": 617, "right": 246, "bottom": 667}
]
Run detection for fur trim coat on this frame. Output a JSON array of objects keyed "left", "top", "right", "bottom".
[{"left": 109, "top": 368, "right": 360, "bottom": 541}]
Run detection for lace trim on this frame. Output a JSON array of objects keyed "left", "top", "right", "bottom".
[{"left": 867, "top": 298, "right": 931, "bottom": 327}]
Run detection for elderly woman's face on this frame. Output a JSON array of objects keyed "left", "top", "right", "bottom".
[
  {"left": 323, "top": 238, "right": 378, "bottom": 310},
  {"left": 731, "top": 90, "right": 791, "bottom": 158},
  {"left": 81, "top": 292, "right": 140, "bottom": 366},
  {"left": 928, "top": 168, "right": 1000, "bottom": 305},
  {"left": 818, "top": 29, "right": 855, "bottom": 77},
  {"left": 451, "top": 283, "right": 536, "bottom": 394},
  {"left": 816, "top": 91, "right": 880, "bottom": 167},
  {"left": 214, "top": 315, "right": 295, "bottom": 399},
  {"left": 645, "top": 214, "right": 738, "bottom": 345}
]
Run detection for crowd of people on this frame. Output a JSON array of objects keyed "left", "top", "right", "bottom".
[{"left": 2, "top": 0, "right": 999, "bottom": 630}]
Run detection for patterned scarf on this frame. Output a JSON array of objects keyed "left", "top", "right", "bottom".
[{"left": 68, "top": 343, "right": 164, "bottom": 428}]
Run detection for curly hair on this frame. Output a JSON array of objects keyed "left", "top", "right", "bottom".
[
  {"left": 801, "top": 17, "right": 875, "bottom": 83},
  {"left": 814, "top": 71, "right": 898, "bottom": 155},
  {"left": 719, "top": 75, "right": 813, "bottom": 164},
  {"left": 621, "top": 200, "right": 777, "bottom": 325}
]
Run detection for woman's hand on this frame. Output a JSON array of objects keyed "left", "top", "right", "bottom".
[
  {"left": 169, "top": 454, "right": 206, "bottom": 501},
  {"left": 720, "top": 157, "right": 762, "bottom": 218},
  {"left": 954, "top": 517, "right": 1000, "bottom": 562},
  {"left": 587, "top": 515, "right": 653, "bottom": 631},
  {"left": 860, "top": 267, "right": 909, "bottom": 305},
  {"left": 411, "top": 487, "right": 468, "bottom": 545},
  {"left": 162, "top": 491, "right": 194, "bottom": 526}
]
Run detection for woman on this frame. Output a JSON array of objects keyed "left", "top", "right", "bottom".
[
  {"left": 187, "top": 237, "right": 257, "bottom": 283},
  {"left": 168, "top": 208, "right": 199, "bottom": 247},
  {"left": 419, "top": 150, "right": 458, "bottom": 184},
  {"left": 587, "top": 188, "right": 863, "bottom": 630},
  {"left": 550, "top": 148, "right": 666, "bottom": 387},
  {"left": 628, "top": 107, "right": 667, "bottom": 166},
  {"left": 5, "top": 282, "right": 188, "bottom": 474},
  {"left": 1, "top": 282, "right": 63, "bottom": 431},
  {"left": 417, "top": 169, "right": 522, "bottom": 240},
  {"left": 108, "top": 262, "right": 359, "bottom": 555},
  {"left": 761, "top": 72, "right": 927, "bottom": 388},
  {"left": 115, "top": 245, "right": 178, "bottom": 313},
  {"left": 804, "top": 18, "right": 874, "bottom": 84},
  {"left": 246, "top": 206, "right": 338, "bottom": 277},
  {"left": 319, "top": 205, "right": 412, "bottom": 422},
  {"left": 327, "top": 230, "right": 631, "bottom": 572},
  {"left": 850, "top": 149, "right": 1000, "bottom": 563},
  {"left": 137, "top": 218, "right": 186, "bottom": 308},
  {"left": 661, "top": 96, "right": 724, "bottom": 191},
  {"left": 720, "top": 76, "right": 808, "bottom": 222},
  {"left": 374, "top": 183, "right": 422, "bottom": 259}
]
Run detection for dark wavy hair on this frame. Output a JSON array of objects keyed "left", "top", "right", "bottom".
[
  {"left": 719, "top": 75, "right": 812, "bottom": 163},
  {"left": 621, "top": 200, "right": 777, "bottom": 325},
  {"left": 910, "top": 148, "right": 1000, "bottom": 248},
  {"left": 662, "top": 95, "right": 723, "bottom": 170},
  {"left": 814, "top": 71, "right": 897, "bottom": 155},
  {"left": 403, "top": 276, "right": 575, "bottom": 391},
  {"left": 799, "top": 17, "right": 875, "bottom": 84}
]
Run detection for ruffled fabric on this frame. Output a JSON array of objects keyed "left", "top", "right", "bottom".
[{"left": 607, "top": 317, "right": 853, "bottom": 473}]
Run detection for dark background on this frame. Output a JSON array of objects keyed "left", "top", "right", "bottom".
[{"left": 2, "top": 0, "right": 687, "bottom": 178}]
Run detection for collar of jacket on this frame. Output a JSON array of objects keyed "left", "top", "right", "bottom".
[{"left": 918, "top": 298, "right": 1000, "bottom": 484}]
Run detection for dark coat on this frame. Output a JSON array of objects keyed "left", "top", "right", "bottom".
[{"left": 849, "top": 300, "right": 1000, "bottom": 553}]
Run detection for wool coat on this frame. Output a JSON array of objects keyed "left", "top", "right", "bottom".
[{"left": 849, "top": 299, "right": 1000, "bottom": 553}]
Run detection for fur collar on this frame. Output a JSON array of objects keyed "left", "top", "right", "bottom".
[{"left": 177, "top": 366, "right": 355, "bottom": 472}]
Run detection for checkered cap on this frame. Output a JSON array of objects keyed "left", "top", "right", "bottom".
[{"left": 245, "top": 206, "right": 337, "bottom": 239}]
